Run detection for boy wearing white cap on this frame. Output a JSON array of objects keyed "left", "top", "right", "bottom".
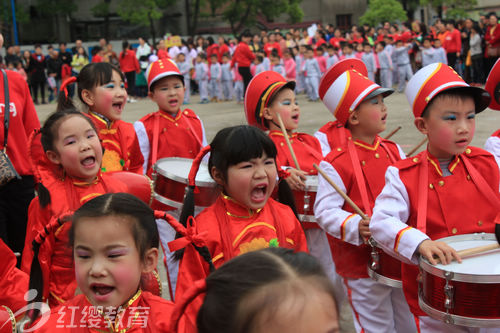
[
  {"left": 314, "top": 59, "right": 414, "bottom": 333},
  {"left": 370, "top": 63, "right": 498, "bottom": 332}
]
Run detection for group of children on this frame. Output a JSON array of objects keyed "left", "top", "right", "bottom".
[{"left": 1, "top": 47, "right": 500, "bottom": 332}]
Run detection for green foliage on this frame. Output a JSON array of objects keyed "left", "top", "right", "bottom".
[
  {"left": 359, "top": 0, "right": 407, "bottom": 26},
  {"left": 1, "top": 1, "right": 29, "bottom": 24},
  {"left": 91, "top": 1, "right": 111, "bottom": 18},
  {"left": 420, "top": 0, "right": 478, "bottom": 19},
  {"left": 222, "top": 0, "right": 304, "bottom": 34},
  {"left": 117, "top": 0, "right": 173, "bottom": 26},
  {"left": 35, "top": 0, "right": 77, "bottom": 16}
]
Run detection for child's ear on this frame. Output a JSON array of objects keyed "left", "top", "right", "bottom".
[
  {"left": 148, "top": 91, "right": 155, "bottom": 100},
  {"left": 414, "top": 117, "right": 429, "bottom": 135},
  {"left": 46, "top": 150, "right": 61, "bottom": 165},
  {"left": 262, "top": 107, "right": 274, "bottom": 121},
  {"left": 141, "top": 248, "right": 159, "bottom": 273},
  {"left": 211, "top": 166, "right": 225, "bottom": 186},
  {"left": 81, "top": 89, "right": 95, "bottom": 107},
  {"left": 347, "top": 111, "right": 359, "bottom": 126}
]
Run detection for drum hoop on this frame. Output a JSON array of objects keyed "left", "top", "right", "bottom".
[
  {"left": 153, "top": 193, "right": 183, "bottom": 209},
  {"left": 367, "top": 266, "right": 403, "bottom": 288},
  {"left": 153, "top": 157, "right": 216, "bottom": 187},
  {"left": 420, "top": 233, "right": 500, "bottom": 283},
  {"left": 304, "top": 175, "right": 318, "bottom": 191},
  {"left": 418, "top": 292, "right": 500, "bottom": 327},
  {"left": 298, "top": 214, "right": 316, "bottom": 222}
]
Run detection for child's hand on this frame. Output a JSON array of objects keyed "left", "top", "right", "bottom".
[
  {"left": 285, "top": 168, "right": 307, "bottom": 191},
  {"left": 358, "top": 217, "right": 371, "bottom": 241},
  {"left": 418, "top": 240, "right": 462, "bottom": 265}
]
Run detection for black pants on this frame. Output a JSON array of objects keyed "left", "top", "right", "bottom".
[
  {"left": 238, "top": 66, "right": 252, "bottom": 94},
  {"left": 0, "top": 176, "right": 35, "bottom": 256},
  {"left": 471, "top": 54, "right": 484, "bottom": 83},
  {"left": 124, "top": 71, "right": 136, "bottom": 97},
  {"left": 447, "top": 53, "right": 457, "bottom": 69},
  {"left": 31, "top": 80, "right": 46, "bottom": 103}
]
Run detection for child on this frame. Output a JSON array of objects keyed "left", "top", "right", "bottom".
[
  {"left": 421, "top": 38, "right": 437, "bottom": 67},
  {"left": 209, "top": 53, "right": 222, "bottom": 102},
  {"left": 176, "top": 52, "right": 191, "bottom": 104},
  {"left": 484, "top": 59, "right": 500, "bottom": 166},
  {"left": 270, "top": 53, "right": 286, "bottom": 77},
  {"left": 314, "top": 59, "right": 414, "bottom": 333},
  {"left": 315, "top": 44, "right": 327, "bottom": 74},
  {"left": 36, "top": 193, "right": 174, "bottom": 331},
  {"left": 21, "top": 109, "right": 129, "bottom": 308},
  {"left": 376, "top": 42, "right": 393, "bottom": 89},
  {"left": 393, "top": 39, "right": 413, "bottom": 92},
  {"left": 340, "top": 43, "right": 355, "bottom": 60},
  {"left": 194, "top": 53, "right": 209, "bottom": 104},
  {"left": 283, "top": 49, "right": 296, "bottom": 82},
  {"left": 253, "top": 55, "right": 266, "bottom": 76},
  {"left": 370, "top": 63, "right": 494, "bottom": 332},
  {"left": 134, "top": 58, "right": 207, "bottom": 178},
  {"left": 174, "top": 125, "right": 308, "bottom": 329},
  {"left": 361, "top": 42, "right": 376, "bottom": 81},
  {"left": 326, "top": 45, "right": 339, "bottom": 69},
  {"left": 295, "top": 45, "right": 306, "bottom": 94},
  {"left": 433, "top": 39, "right": 448, "bottom": 65},
  {"left": 304, "top": 46, "right": 321, "bottom": 101},
  {"left": 172, "top": 248, "right": 339, "bottom": 333},
  {"left": 220, "top": 53, "right": 233, "bottom": 101},
  {"left": 58, "top": 62, "right": 144, "bottom": 174},
  {"left": 233, "top": 65, "right": 244, "bottom": 104}
]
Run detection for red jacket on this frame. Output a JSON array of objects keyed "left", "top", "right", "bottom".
[
  {"left": 323, "top": 136, "right": 402, "bottom": 278},
  {"left": 206, "top": 43, "right": 219, "bottom": 64},
  {"left": 119, "top": 50, "right": 140, "bottom": 73},
  {"left": 396, "top": 147, "right": 499, "bottom": 315},
  {"left": 34, "top": 291, "right": 174, "bottom": 332},
  {"left": 264, "top": 42, "right": 282, "bottom": 57},
  {"left": 231, "top": 42, "right": 256, "bottom": 68},
  {"left": 175, "top": 195, "right": 307, "bottom": 329},
  {"left": 86, "top": 112, "right": 144, "bottom": 174},
  {"left": 486, "top": 24, "right": 500, "bottom": 48},
  {"left": 0, "top": 70, "right": 40, "bottom": 176},
  {"left": 0, "top": 238, "right": 28, "bottom": 317},
  {"left": 217, "top": 43, "right": 230, "bottom": 63},
  {"left": 157, "top": 48, "right": 170, "bottom": 60},
  {"left": 443, "top": 28, "right": 462, "bottom": 53}
]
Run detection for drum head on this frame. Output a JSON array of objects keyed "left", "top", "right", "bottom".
[{"left": 153, "top": 157, "right": 214, "bottom": 186}]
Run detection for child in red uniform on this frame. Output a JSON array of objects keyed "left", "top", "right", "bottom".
[
  {"left": 171, "top": 248, "right": 339, "bottom": 333},
  {"left": 484, "top": 59, "right": 500, "bottom": 167},
  {"left": 35, "top": 193, "right": 174, "bottom": 332},
  {"left": 244, "top": 70, "right": 341, "bottom": 304},
  {"left": 370, "top": 63, "right": 496, "bottom": 332},
  {"left": 174, "top": 125, "right": 308, "bottom": 330},
  {"left": 58, "top": 62, "right": 144, "bottom": 174},
  {"left": 314, "top": 59, "right": 414, "bottom": 333},
  {"left": 21, "top": 109, "right": 128, "bottom": 308},
  {"left": 134, "top": 58, "right": 207, "bottom": 178}
]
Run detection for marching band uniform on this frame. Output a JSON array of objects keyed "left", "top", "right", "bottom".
[
  {"left": 484, "top": 59, "right": 500, "bottom": 168},
  {"left": 85, "top": 111, "right": 143, "bottom": 174},
  {"left": 370, "top": 63, "right": 498, "bottom": 332},
  {"left": 314, "top": 59, "right": 415, "bottom": 333}
]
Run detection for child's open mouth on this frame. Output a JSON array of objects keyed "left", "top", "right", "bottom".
[
  {"left": 251, "top": 184, "right": 268, "bottom": 203},
  {"left": 91, "top": 283, "right": 115, "bottom": 301},
  {"left": 112, "top": 102, "right": 123, "bottom": 113},
  {"left": 81, "top": 156, "right": 96, "bottom": 168},
  {"left": 381, "top": 114, "right": 387, "bottom": 121},
  {"left": 169, "top": 99, "right": 178, "bottom": 107},
  {"left": 456, "top": 138, "right": 468, "bottom": 147}
]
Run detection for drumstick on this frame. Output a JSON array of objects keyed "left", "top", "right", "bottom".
[
  {"left": 456, "top": 243, "right": 499, "bottom": 258},
  {"left": 383, "top": 126, "right": 402, "bottom": 140},
  {"left": 276, "top": 112, "right": 301, "bottom": 171},
  {"left": 313, "top": 163, "right": 368, "bottom": 220},
  {"left": 407, "top": 137, "right": 428, "bottom": 157}
]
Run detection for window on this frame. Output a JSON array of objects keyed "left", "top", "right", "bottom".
[{"left": 336, "top": 14, "right": 352, "bottom": 31}]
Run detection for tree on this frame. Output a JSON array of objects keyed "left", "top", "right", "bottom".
[
  {"left": 184, "top": 0, "right": 202, "bottom": 37},
  {"left": 360, "top": 0, "right": 407, "bottom": 27},
  {"left": 420, "top": 0, "right": 477, "bottom": 19},
  {"left": 35, "top": 0, "right": 77, "bottom": 42},
  {"left": 117, "top": 0, "right": 175, "bottom": 44},
  {"left": 222, "top": 0, "right": 304, "bottom": 36},
  {"left": 92, "top": 0, "right": 112, "bottom": 41},
  {"left": 0, "top": 1, "right": 29, "bottom": 45}
]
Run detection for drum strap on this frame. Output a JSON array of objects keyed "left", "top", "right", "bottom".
[
  {"left": 347, "top": 137, "right": 372, "bottom": 216},
  {"left": 416, "top": 151, "right": 429, "bottom": 234},
  {"left": 152, "top": 113, "right": 160, "bottom": 166},
  {"left": 462, "top": 155, "right": 500, "bottom": 211},
  {"left": 379, "top": 140, "right": 398, "bottom": 164}
]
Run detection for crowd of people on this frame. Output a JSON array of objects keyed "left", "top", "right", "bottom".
[{"left": 1, "top": 12, "right": 500, "bottom": 333}]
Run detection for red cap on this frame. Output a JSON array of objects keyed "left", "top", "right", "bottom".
[
  {"left": 244, "top": 71, "right": 295, "bottom": 130},
  {"left": 146, "top": 58, "right": 183, "bottom": 90},
  {"left": 319, "top": 59, "right": 389, "bottom": 125},
  {"left": 406, "top": 63, "right": 490, "bottom": 117},
  {"left": 485, "top": 58, "right": 500, "bottom": 111}
]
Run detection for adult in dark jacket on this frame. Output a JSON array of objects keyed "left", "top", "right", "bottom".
[{"left": 27, "top": 44, "right": 46, "bottom": 104}]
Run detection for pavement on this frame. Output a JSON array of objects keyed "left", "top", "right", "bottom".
[{"left": 34, "top": 90, "right": 500, "bottom": 333}]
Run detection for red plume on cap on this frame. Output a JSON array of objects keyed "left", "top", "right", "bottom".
[
  {"left": 485, "top": 58, "right": 500, "bottom": 111},
  {"left": 188, "top": 145, "right": 211, "bottom": 191},
  {"left": 60, "top": 76, "right": 77, "bottom": 98}
]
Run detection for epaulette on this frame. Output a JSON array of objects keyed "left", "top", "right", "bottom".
[
  {"left": 180, "top": 108, "right": 199, "bottom": 119},
  {"left": 462, "top": 146, "right": 494, "bottom": 158},
  {"left": 324, "top": 144, "right": 348, "bottom": 163},
  {"left": 395, "top": 151, "right": 425, "bottom": 170},
  {"left": 491, "top": 129, "right": 500, "bottom": 138}
]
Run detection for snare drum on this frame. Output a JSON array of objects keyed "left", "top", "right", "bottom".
[
  {"left": 367, "top": 243, "right": 402, "bottom": 288},
  {"left": 419, "top": 233, "right": 500, "bottom": 327},
  {"left": 152, "top": 157, "right": 219, "bottom": 210},
  {"left": 293, "top": 175, "right": 318, "bottom": 223}
]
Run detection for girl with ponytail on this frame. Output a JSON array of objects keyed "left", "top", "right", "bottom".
[
  {"left": 58, "top": 62, "right": 143, "bottom": 174},
  {"left": 20, "top": 109, "right": 128, "bottom": 314},
  {"left": 174, "top": 125, "right": 307, "bottom": 330}
]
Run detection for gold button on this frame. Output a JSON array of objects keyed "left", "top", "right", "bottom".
[
  {"left": 184, "top": 110, "right": 188, "bottom": 115},
  {"left": 425, "top": 96, "right": 430, "bottom": 102},
  {"left": 429, "top": 184, "right": 434, "bottom": 189},
  {"left": 290, "top": 140, "right": 293, "bottom": 144},
  {"left": 310, "top": 169, "right": 314, "bottom": 173},
  {"left": 467, "top": 175, "right": 471, "bottom": 180},
  {"left": 438, "top": 180, "right": 444, "bottom": 187},
  {"left": 452, "top": 228, "right": 457, "bottom": 234},
  {"left": 361, "top": 161, "right": 366, "bottom": 166},
  {"left": 175, "top": 123, "right": 179, "bottom": 127},
  {"left": 375, "top": 153, "right": 380, "bottom": 158},
  {"left": 478, "top": 220, "right": 483, "bottom": 226},
  {"left": 280, "top": 142, "right": 284, "bottom": 146},
  {"left": 466, "top": 148, "right": 471, "bottom": 154},
  {"left": 163, "top": 128, "right": 166, "bottom": 132},
  {"left": 337, "top": 147, "right": 342, "bottom": 151},
  {"left": 413, "top": 157, "right": 419, "bottom": 163}
]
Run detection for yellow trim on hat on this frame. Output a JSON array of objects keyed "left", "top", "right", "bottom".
[
  {"left": 413, "top": 63, "right": 442, "bottom": 113},
  {"left": 259, "top": 82, "right": 285, "bottom": 119},
  {"left": 334, "top": 71, "right": 351, "bottom": 117}
]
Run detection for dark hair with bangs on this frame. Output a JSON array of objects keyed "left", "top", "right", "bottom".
[
  {"left": 196, "top": 248, "right": 338, "bottom": 333},
  {"left": 57, "top": 62, "right": 125, "bottom": 111},
  {"left": 421, "top": 88, "right": 478, "bottom": 118}
]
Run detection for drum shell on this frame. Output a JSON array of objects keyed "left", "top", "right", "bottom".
[
  {"left": 368, "top": 247, "right": 402, "bottom": 288},
  {"left": 292, "top": 175, "right": 318, "bottom": 225},
  {"left": 107, "top": 171, "right": 153, "bottom": 205}
]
